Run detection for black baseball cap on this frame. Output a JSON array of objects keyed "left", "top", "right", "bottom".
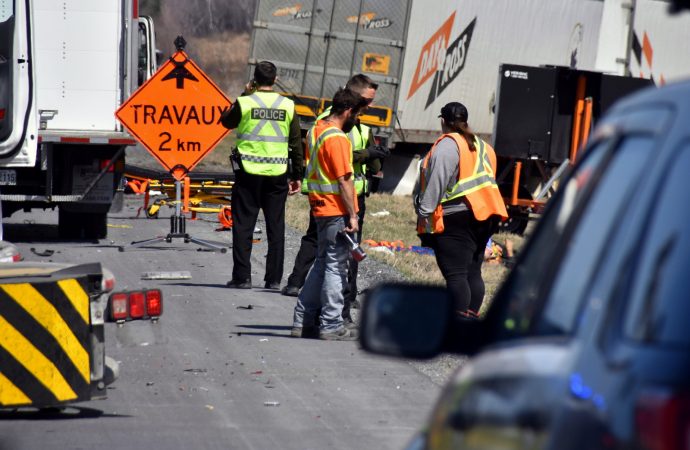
[{"left": 439, "top": 102, "right": 468, "bottom": 122}]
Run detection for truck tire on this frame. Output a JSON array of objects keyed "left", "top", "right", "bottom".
[
  {"left": 500, "top": 206, "right": 530, "bottom": 235},
  {"left": 59, "top": 209, "right": 108, "bottom": 240},
  {"left": 498, "top": 183, "right": 532, "bottom": 236}
]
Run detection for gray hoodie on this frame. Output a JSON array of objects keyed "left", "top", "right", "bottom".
[{"left": 413, "top": 136, "right": 469, "bottom": 218}]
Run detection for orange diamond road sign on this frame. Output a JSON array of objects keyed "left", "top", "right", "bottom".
[{"left": 116, "top": 51, "right": 231, "bottom": 180}]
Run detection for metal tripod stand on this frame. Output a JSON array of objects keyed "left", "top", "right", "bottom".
[{"left": 119, "top": 180, "right": 228, "bottom": 253}]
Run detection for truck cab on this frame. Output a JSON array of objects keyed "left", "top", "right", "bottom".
[{"left": 0, "top": 0, "right": 155, "bottom": 239}]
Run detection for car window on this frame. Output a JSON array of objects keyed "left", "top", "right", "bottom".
[
  {"left": 539, "top": 136, "right": 654, "bottom": 334},
  {"left": 491, "top": 133, "right": 656, "bottom": 340},
  {"left": 493, "top": 139, "right": 609, "bottom": 337},
  {"left": 623, "top": 142, "right": 690, "bottom": 348}
]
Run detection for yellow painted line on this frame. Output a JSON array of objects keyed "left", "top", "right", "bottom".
[
  {"left": 0, "top": 316, "right": 76, "bottom": 402},
  {"left": 107, "top": 224, "right": 132, "bottom": 229},
  {"left": 0, "top": 370, "right": 31, "bottom": 406},
  {"left": 57, "top": 279, "right": 90, "bottom": 325},
  {"left": 2, "top": 284, "right": 90, "bottom": 383}
]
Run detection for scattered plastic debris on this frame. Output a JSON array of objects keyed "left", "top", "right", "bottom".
[
  {"left": 369, "top": 246, "right": 395, "bottom": 255},
  {"left": 251, "top": 371, "right": 263, "bottom": 375},
  {"left": 370, "top": 210, "right": 390, "bottom": 217},
  {"left": 141, "top": 271, "right": 192, "bottom": 280},
  {"left": 30, "top": 248, "right": 54, "bottom": 257},
  {"left": 236, "top": 305, "right": 253, "bottom": 310},
  {"left": 259, "top": 338, "right": 269, "bottom": 342},
  {"left": 263, "top": 401, "right": 280, "bottom": 407},
  {"left": 205, "top": 405, "right": 214, "bottom": 411}
]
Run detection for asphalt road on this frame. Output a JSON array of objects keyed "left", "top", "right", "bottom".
[{"left": 0, "top": 196, "right": 441, "bottom": 450}]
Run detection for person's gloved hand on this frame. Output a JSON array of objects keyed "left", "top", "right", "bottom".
[{"left": 367, "top": 145, "right": 390, "bottom": 161}]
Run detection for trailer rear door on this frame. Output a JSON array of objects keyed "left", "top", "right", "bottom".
[{"left": 249, "top": 0, "right": 411, "bottom": 131}]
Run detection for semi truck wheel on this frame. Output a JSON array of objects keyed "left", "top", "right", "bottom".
[
  {"left": 500, "top": 206, "right": 530, "bottom": 235},
  {"left": 59, "top": 209, "right": 108, "bottom": 240},
  {"left": 498, "top": 183, "right": 532, "bottom": 236}
]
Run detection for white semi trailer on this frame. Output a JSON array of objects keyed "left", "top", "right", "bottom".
[{"left": 248, "top": 0, "right": 690, "bottom": 143}]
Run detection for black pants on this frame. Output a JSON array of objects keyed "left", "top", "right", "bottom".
[
  {"left": 286, "top": 210, "right": 318, "bottom": 288},
  {"left": 286, "top": 195, "right": 365, "bottom": 320},
  {"left": 231, "top": 170, "right": 288, "bottom": 284},
  {"left": 420, "top": 210, "right": 496, "bottom": 313},
  {"left": 342, "top": 195, "right": 365, "bottom": 320}
]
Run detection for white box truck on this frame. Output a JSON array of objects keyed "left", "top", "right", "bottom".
[
  {"left": 0, "top": 0, "right": 156, "bottom": 239},
  {"left": 248, "top": 0, "right": 690, "bottom": 143}
]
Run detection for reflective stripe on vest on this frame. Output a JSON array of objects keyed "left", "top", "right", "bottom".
[
  {"left": 236, "top": 92, "right": 294, "bottom": 175},
  {"left": 417, "top": 134, "right": 507, "bottom": 234},
  {"left": 348, "top": 124, "right": 370, "bottom": 195},
  {"left": 442, "top": 138, "right": 497, "bottom": 202},
  {"left": 304, "top": 126, "right": 349, "bottom": 195},
  {"left": 316, "top": 108, "right": 369, "bottom": 195}
]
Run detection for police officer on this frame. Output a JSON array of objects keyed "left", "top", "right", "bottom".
[
  {"left": 220, "top": 61, "right": 303, "bottom": 289},
  {"left": 282, "top": 75, "right": 389, "bottom": 326}
]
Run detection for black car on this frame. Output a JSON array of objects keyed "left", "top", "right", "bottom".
[{"left": 361, "top": 77, "right": 690, "bottom": 450}]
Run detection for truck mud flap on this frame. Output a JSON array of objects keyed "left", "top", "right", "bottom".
[{"left": 0, "top": 275, "right": 93, "bottom": 407}]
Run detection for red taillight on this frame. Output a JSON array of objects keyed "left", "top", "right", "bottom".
[
  {"left": 0, "top": 109, "right": 5, "bottom": 120},
  {"left": 108, "top": 289, "right": 163, "bottom": 322},
  {"left": 636, "top": 390, "right": 690, "bottom": 450},
  {"left": 110, "top": 293, "right": 128, "bottom": 321},
  {"left": 12, "top": 253, "right": 21, "bottom": 262},
  {"left": 145, "top": 289, "right": 162, "bottom": 316},
  {"left": 129, "top": 291, "right": 145, "bottom": 319}
]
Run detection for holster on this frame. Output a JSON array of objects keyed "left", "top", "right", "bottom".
[{"left": 230, "top": 148, "right": 243, "bottom": 172}]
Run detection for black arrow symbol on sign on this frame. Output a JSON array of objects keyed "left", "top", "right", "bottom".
[{"left": 162, "top": 59, "right": 199, "bottom": 89}]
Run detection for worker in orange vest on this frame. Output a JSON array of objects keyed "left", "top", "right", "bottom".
[{"left": 413, "top": 102, "right": 508, "bottom": 316}]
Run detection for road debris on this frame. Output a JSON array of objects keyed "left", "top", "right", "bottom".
[
  {"left": 30, "top": 248, "right": 54, "bottom": 257},
  {"left": 141, "top": 271, "right": 192, "bottom": 280},
  {"left": 263, "top": 401, "right": 280, "bottom": 407},
  {"left": 370, "top": 210, "right": 390, "bottom": 217}
]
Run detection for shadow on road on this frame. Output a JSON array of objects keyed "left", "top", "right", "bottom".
[
  {"left": 3, "top": 223, "right": 98, "bottom": 244},
  {"left": 238, "top": 324, "right": 292, "bottom": 331},
  {"left": 232, "top": 325, "right": 294, "bottom": 339},
  {"left": 0, "top": 406, "right": 130, "bottom": 421}
]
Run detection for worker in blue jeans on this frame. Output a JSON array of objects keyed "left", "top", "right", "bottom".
[{"left": 282, "top": 75, "right": 388, "bottom": 327}]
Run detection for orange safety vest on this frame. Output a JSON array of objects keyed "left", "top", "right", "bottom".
[{"left": 417, "top": 133, "right": 508, "bottom": 234}]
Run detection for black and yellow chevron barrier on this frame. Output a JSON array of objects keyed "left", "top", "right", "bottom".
[{"left": 0, "top": 263, "right": 104, "bottom": 408}]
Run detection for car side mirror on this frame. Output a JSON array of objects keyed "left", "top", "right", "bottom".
[
  {"left": 360, "top": 283, "right": 489, "bottom": 358},
  {"left": 360, "top": 283, "right": 453, "bottom": 359}
]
